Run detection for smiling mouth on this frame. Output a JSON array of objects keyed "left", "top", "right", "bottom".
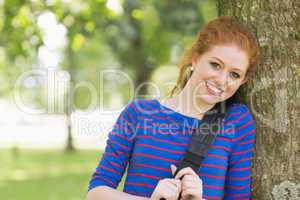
[{"left": 205, "top": 81, "right": 224, "bottom": 97}]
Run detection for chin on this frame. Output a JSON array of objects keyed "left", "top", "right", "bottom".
[{"left": 199, "top": 94, "right": 225, "bottom": 105}]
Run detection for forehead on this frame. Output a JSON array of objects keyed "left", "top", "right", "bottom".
[{"left": 203, "top": 45, "right": 249, "bottom": 71}]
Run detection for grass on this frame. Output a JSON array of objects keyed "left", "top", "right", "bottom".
[{"left": 0, "top": 149, "right": 125, "bottom": 200}]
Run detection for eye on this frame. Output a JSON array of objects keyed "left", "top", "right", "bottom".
[
  {"left": 210, "top": 62, "right": 221, "bottom": 69},
  {"left": 230, "top": 72, "right": 241, "bottom": 79}
]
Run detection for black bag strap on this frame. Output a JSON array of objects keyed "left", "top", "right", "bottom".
[
  {"left": 160, "top": 101, "right": 228, "bottom": 200},
  {"left": 174, "top": 101, "right": 227, "bottom": 176}
]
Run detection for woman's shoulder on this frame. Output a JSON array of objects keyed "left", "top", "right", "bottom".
[
  {"left": 125, "top": 97, "right": 161, "bottom": 114},
  {"left": 224, "top": 102, "right": 256, "bottom": 140},
  {"left": 225, "top": 102, "right": 256, "bottom": 127}
]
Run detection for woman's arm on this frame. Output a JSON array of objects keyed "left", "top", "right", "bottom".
[
  {"left": 87, "top": 101, "right": 139, "bottom": 195},
  {"left": 87, "top": 186, "right": 149, "bottom": 200},
  {"left": 224, "top": 104, "right": 256, "bottom": 200}
]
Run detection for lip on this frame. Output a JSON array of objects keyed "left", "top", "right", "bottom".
[{"left": 206, "top": 81, "right": 223, "bottom": 97}]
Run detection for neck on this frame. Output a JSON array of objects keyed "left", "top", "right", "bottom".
[{"left": 163, "top": 85, "right": 216, "bottom": 119}]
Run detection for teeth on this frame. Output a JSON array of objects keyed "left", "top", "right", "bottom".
[{"left": 206, "top": 82, "right": 223, "bottom": 94}]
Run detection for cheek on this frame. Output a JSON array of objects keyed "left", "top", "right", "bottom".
[
  {"left": 191, "top": 66, "right": 213, "bottom": 82},
  {"left": 225, "top": 82, "right": 242, "bottom": 96}
]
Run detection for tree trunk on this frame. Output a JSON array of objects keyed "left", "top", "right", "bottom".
[
  {"left": 65, "top": 44, "right": 75, "bottom": 152},
  {"left": 218, "top": 0, "right": 300, "bottom": 199}
]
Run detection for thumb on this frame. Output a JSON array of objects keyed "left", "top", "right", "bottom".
[{"left": 170, "top": 164, "right": 177, "bottom": 176}]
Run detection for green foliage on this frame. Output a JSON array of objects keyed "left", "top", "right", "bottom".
[
  {"left": 0, "top": 149, "right": 127, "bottom": 200},
  {"left": 0, "top": 0, "right": 218, "bottom": 105}
]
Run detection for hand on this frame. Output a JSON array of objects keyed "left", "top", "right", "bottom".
[
  {"left": 172, "top": 165, "right": 204, "bottom": 200},
  {"left": 150, "top": 178, "right": 181, "bottom": 200}
]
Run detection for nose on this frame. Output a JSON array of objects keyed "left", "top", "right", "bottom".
[{"left": 215, "top": 71, "right": 228, "bottom": 89}]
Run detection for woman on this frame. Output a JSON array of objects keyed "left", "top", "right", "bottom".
[{"left": 87, "top": 16, "right": 260, "bottom": 200}]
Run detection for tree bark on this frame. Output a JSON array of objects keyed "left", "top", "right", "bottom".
[{"left": 218, "top": 0, "right": 300, "bottom": 199}]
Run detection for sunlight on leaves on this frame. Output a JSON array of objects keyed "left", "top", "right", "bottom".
[{"left": 72, "top": 34, "right": 86, "bottom": 52}]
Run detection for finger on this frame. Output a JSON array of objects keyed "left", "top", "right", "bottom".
[
  {"left": 174, "top": 167, "right": 198, "bottom": 180},
  {"left": 182, "top": 174, "right": 195, "bottom": 182},
  {"left": 181, "top": 175, "right": 203, "bottom": 194},
  {"left": 166, "top": 179, "right": 181, "bottom": 193},
  {"left": 170, "top": 164, "right": 177, "bottom": 176},
  {"left": 181, "top": 190, "right": 194, "bottom": 200},
  {"left": 162, "top": 182, "right": 181, "bottom": 199},
  {"left": 171, "top": 179, "right": 182, "bottom": 191},
  {"left": 181, "top": 188, "right": 200, "bottom": 199},
  {"left": 161, "top": 187, "right": 178, "bottom": 199},
  {"left": 182, "top": 182, "right": 198, "bottom": 190}
]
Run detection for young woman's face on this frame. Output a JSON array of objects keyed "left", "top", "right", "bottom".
[{"left": 189, "top": 45, "right": 249, "bottom": 105}]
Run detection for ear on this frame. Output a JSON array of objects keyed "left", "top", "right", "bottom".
[
  {"left": 241, "top": 77, "right": 249, "bottom": 85},
  {"left": 191, "top": 53, "right": 199, "bottom": 66}
]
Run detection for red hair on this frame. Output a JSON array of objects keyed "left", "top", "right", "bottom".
[{"left": 169, "top": 16, "right": 260, "bottom": 97}]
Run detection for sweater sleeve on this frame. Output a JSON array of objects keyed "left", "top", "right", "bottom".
[
  {"left": 88, "top": 101, "right": 138, "bottom": 191},
  {"left": 224, "top": 104, "right": 256, "bottom": 200}
]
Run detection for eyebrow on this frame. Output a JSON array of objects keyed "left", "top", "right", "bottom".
[{"left": 211, "top": 57, "right": 244, "bottom": 73}]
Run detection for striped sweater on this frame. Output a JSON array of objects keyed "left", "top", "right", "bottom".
[{"left": 88, "top": 98, "right": 256, "bottom": 200}]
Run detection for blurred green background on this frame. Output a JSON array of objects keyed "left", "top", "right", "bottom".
[{"left": 0, "top": 0, "right": 217, "bottom": 199}]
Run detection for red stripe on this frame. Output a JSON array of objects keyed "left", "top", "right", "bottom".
[
  {"left": 111, "top": 140, "right": 128, "bottom": 150},
  {"left": 212, "top": 145, "right": 231, "bottom": 152},
  {"left": 229, "top": 176, "right": 250, "bottom": 181},
  {"left": 227, "top": 111, "right": 250, "bottom": 124},
  {"left": 219, "top": 127, "right": 235, "bottom": 134},
  {"left": 207, "top": 153, "right": 228, "bottom": 160},
  {"left": 232, "top": 148, "right": 254, "bottom": 156},
  {"left": 202, "top": 163, "right": 227, "bottom": 170},
  {"left": 144, "top": 99, "right": 158, "bottom": 107},
  {"left": 136, "top": 125, "right": 192, "bottom": 138},
  {"left": 127, "top": 172, "right": 161, "bottom": 180},
  {"left": 129, "top": 102, "right": 139, "bottom": 114},
  {"left": 124, "top": 108, "right": 134, "bottom": 121},
  {"left": 131, "top": 163, "right": 170, "bottom": 172},
  {"left": 136, "top": 121, "right": 193, "bottom": 135},
  {"left": 233, "top": 129, "right": 255, "bottom": 141},
  {"left": 230, "top": 167, "right": 250, "bottom": 171},
  {"left": 216, "top": 136, "right": 232, "bottom": 142},
  {"left": 203, "top": 195, "right": 222, "bottom": 200},
  {"left": 91, "top": 175, "right": 117, "bottom": 187},
  {"left": 204, "top": 184, "right": 224, "bottom": 189},
  {"left": 109, "top": 161, "right": 123, "bottom": 169},
  {"left": 98, "top": 164, "right": 121, "bottom": 175},
  {"left": 137, "top": 115, "right": 196, "bottom": 130},
  {"left": 119, "top": 115, "right": 133, "bottom": 127},
  {"left": 136, "top": 135, "right": 187, "bottom": 146},
  {"left": 116, "top": 150, "right": 129, "bottom": 156},
  {"left": 133, "top": 153, "right": 177, "bottom": 162},
  {"left": 114, "top": 123, "right": 132, "bottom": 133},
  {"left": 236, "top": 119, "right": 254, "bottom": 130},
  {"left": 237, "top": 139, "right": 254, "bottom": 145},
  {"left": 106, "top": 150, "right": 128, "bottom": 157},
  {"left": 198, "top": 173, "right": 225, "bottom": 180},
  {"left": 111, "top": 132, "right": 131, "bottom": 142},
  {"left": 126, "top": 181, "right": 155, "bottom": 188},
  {"left": 136, "top": 143, "right": 184, "bottom": 154},
  {"left": 136, "top": 125, "right": 151, "bottom": 129},
  {"left": 105, "top": 152, "right": 117, "bottom": 158},
  {"left": 226, "top": 184, "right": 249, "bottom": 190},
  {"left": 230, "top": 157, "right": 252, "bottom": 165},
  {"left": 224, "top": 192, "right": 249, "bottom": 197}
]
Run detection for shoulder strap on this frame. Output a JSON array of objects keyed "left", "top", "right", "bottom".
[
  {"left": 174, "top": 101, "right": 228, "bottom": 176},
  {"left": 160, "top": 101, "right": 229, "bottom": 200}
]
